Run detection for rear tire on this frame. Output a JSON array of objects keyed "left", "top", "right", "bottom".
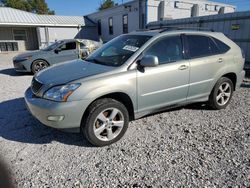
[
  {"left": 81, "top": 98, "right": 129, "bottom": 147},
  {"left": 208, "top": 77, "right": 234, "bottom": 110},
  {"left": 31, "top": 60, "right": 49, "bottom": 74}
]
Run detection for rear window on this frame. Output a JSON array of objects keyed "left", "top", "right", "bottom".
[
  {"left": 186, "top": 35, "right": 220, "bottom": 58},
  {"left": 212, "top": 38, "right": 231, "bottom": 53}
]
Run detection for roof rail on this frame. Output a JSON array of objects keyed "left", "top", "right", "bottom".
[
  {"left": 158, "top": 26, "right": 215, "bottom": 33},
  {"left": 135, "top": 26, "right": 214, "bottom": 33}
]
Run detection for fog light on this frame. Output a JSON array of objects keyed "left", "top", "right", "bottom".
[{"left": 47, "top": 115, "right": 64, "bottom": 122}]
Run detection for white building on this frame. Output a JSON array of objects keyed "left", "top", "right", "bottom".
[
  {"left": 87, "top": 0, "right": 235, "bottom": 42},
  {"left": 0, "top": 7, "right": 97, "bottom": 51},
  {"left": 0, "top": 0, "right": 236, "bottom": 51}
]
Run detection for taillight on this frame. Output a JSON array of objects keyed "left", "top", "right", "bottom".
[{"left": 241, "top": 48, "right": 245, "bottom": 59}]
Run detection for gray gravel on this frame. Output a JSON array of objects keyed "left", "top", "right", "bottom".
[{"left": 0, "top": 53, "right": 249, "bottom": 187}]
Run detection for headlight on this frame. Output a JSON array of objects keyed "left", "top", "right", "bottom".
[{"left": 43, "top": 83, "right": 81, "bottom": 102}]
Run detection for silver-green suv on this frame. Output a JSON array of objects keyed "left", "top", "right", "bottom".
[{"left": 25, "top": 29, "right": 245, "bottom": 146}]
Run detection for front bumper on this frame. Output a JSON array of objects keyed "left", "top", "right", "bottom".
[
  {"left": 13, "top": 59, "right": 31, "bottom": 72},
  {"left": 25, "top": 88, "right": 89, "bottom": 131}
]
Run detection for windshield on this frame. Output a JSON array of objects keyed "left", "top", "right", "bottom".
[
  {"left": 86, "top": 35, "right": 152, "bottom": 67},
  {"left": 42, "top": 41, "right": 64, "bottom": 51}
]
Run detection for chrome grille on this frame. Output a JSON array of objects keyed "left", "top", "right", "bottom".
[{"left": 31, "top": 78, "right": 43, "bottom": 94}]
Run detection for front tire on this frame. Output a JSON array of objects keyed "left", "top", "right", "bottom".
[
  {"left": 81, "top": 98, "right": 129, "bottom": 147},
  {"left": 208, "top": 77, "right": 234, "bottom": 110},
  {"left": 31, "top": 60, "right": 49, "bottom": 74}
]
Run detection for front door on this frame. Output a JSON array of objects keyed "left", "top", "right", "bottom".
[
  {"left": 137, "top": 35, "right": 190, "bottom": 113},
  {"left": 52, "top": 41, "right": 78, "bottom": 64}
]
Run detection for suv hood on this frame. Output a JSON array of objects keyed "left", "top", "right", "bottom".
[{"left": 35, "top": 59, "right": 114, "bottom": 85}]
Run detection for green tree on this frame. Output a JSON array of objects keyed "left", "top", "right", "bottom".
[
  {"left": 2, "top": 0, "right": 32, "bottom": 12},
  {"left": 98, "top": 0, "right": 116, "bottom": 11},
  {"left": 2, "top": 0, "right": 55, "bottom": 15},
  {"left": 28, "top": 0, "right": 55, "bottom": 15}
]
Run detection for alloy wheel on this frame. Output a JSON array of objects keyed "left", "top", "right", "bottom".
[
  {"left": 93, "top": 108, "right": 124, "bottom": 141},
  {"left": 34, "top": 61, "right": 48, "bottom": 72},
  {"left": 216, "top": 82, "right": 231, "bottom": 106}
]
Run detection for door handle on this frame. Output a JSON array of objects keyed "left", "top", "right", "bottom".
[
  {"left": 218, "top": 58, "right": 223, "bottom": 63},
  {"left": 178, "top": 65, "right": 189, "bottom": 70}
]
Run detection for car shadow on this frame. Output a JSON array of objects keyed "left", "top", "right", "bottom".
[
  {"left": 0, "top": 97, "right": 92, "bottom": 147},
  {"left": 241, "top": 82, "right": 250, "bottom": 88},
  {"left": 141, "top": 102, "right": 213, "bottom": 119},
  {"left": 0, "top": 68, "right": 32, "bottom": 77}
]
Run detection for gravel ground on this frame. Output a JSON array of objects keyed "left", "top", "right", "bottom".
[{"left": 0, "top": 53, "right": 249, "bottom": 187}]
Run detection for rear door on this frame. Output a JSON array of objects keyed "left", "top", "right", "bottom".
[
  {"left": 185, "top": 34, "right": 228, "bottom": 100},
  {"left": 137, "top": 35, "right": 190, "bottom": 112}
]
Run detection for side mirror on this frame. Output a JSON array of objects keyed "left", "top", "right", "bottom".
[
  {"left": 139, "top": 55, "right": 159, "bottom": 67},
  {"left": 54, "top": 48, "right": 61, "bottom": 54}
]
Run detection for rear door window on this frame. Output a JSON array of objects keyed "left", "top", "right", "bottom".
[{"left": 186, "top": 35, "right": 220, "bottom": 58}]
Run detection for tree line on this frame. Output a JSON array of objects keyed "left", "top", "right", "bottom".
[
  {"left": 1, "top": 0, "right": 118, "bottom": 15},
  {"left": 1, "top": 0, "right": 55, "bottom": 15}
]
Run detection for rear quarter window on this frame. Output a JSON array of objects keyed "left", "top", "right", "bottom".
[
  {"left": 212, "top": 38, "right": 231, "bottom": 53},
  {"left": 186, "top": 35, "right": 220, "bottom": 59}
]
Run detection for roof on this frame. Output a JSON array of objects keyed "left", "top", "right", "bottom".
[{"left": 0, "top": 7, "right": 95, "bottom": 27}]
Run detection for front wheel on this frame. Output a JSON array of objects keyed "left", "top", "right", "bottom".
[
  {"left": 208, "top": 77, "right": 234, "bottom": 110},
  {"left": 81, "top": 98, "right": 129, "bottom": 147},
  {"left": 31, "top": 60, "right": 49, "bottom": 74}
]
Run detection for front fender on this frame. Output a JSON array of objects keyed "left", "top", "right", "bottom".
[{"left": 68, "top": 70, "right": 137, "bottom": 110}]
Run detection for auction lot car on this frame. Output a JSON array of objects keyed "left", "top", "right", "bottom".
[
  {"left": 13, "top": 39, "right": 102, "bottom": 74},
  {"left": 25, "top": 29, "right": 245, "bottom": 146}
]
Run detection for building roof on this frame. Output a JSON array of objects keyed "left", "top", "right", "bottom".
[{"left": 0, "top": 7, "right": 95, "bottom": 27}]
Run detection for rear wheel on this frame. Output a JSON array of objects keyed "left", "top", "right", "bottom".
[
  {"left": 208, "top": 77, "right": 234, "bottom": 110},
  {"left": 81, "top": 98, "right": 129, "bottom": 147},
  {"left": 31, "top": 60, "right": 49, "bottom": 74}
]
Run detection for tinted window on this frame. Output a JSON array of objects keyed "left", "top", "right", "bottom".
[
  {"left": 98, "top": 20, "right": 102, "bottom": 35},
  {"left": 144, "top": 36, "right": 184, "bottom": 65},
  {"left": 123, "top": 15, "right": 128, "bottom": 34},
  {"left": 109, "top": 17, "right": 113, "bottom": 35},
  {"left": 186, "top": 35, "right": 220, "bottom": 58},
  {"left": 213, "top": 38, "right": 230, "bottom": 53},
  {"left": 59, "top": 42, "right": 76, "bottom": 51}
]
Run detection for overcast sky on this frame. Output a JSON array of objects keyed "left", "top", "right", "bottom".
[{"left": 45, "top": 0, "right": 250, "bottom": 16}]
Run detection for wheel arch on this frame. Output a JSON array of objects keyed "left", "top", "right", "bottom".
[
  {"left": 221, "top": 72, "right": 237, "bottom": 90},
  {"left": 82, "top": 92, "right": 135, "bottom": 123}
]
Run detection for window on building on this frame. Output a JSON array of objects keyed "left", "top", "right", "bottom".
[
  {"left": 98, "top": 20, "right": 102, "bottom": 36},
  {"left": 13, "top": 29, "right": 27, "bottom": 41},
  {"left": 186, "top": 35, "right": 220, "bottom": 58},
  {"left": 123, "top": 14, "right": 128, "bottom": 34},
  {"left": 144, "top": 36, "right": 184, "bottom": 65},
  {"left": 174, "top": 1, "right": 179, "bottom": 8},
  {"left": 59, "top": 42, "right": 76, "bottom": 51},
  {"left": 109, "top": 17, "right": 113, "bottom": 35}
]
